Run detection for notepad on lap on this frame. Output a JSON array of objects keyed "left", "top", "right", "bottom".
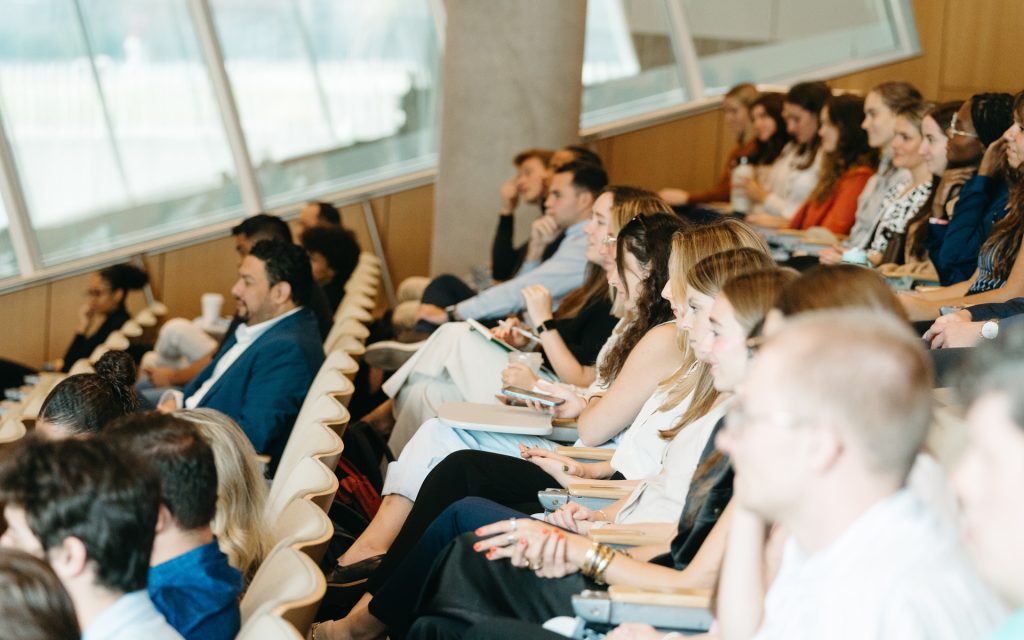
[{"left": 437, "top": 402, "right": 553, "bottom": 436}]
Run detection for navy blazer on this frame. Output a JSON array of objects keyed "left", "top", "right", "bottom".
[{"left": 184, "top": 308, "right": 324, "bottom": 467}]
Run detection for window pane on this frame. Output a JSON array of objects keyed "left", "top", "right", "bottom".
[
  {"left": 0, "top": 0, "right": 243, "bottom": 267},
  {"left": 0, "top": 197, "right": 17, "bottom": 279},
  {"left": 582, "top": 0, "right": 688, "bottom": 128},
  {"left": 210, "top": 0, "right": 440, "bottom": 205},
  {"left": 683, "top": 0, "right": 911, "bottom": 92}
]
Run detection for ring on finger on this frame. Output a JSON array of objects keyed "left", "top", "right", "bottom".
[
  {"left": 506, "top": 534, "right": 517, "bottom": 545},
  {"left": 528, "top": 558, "right": 544, "bottom": 571},
  {"left": 508, "top": 518, "right": 517, "bottom": 532}
]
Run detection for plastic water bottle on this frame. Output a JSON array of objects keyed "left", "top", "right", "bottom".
[{"left": 730, "top": 156, "right": 753, "bottom": 214}]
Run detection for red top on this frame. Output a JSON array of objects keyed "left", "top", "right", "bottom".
[
  {"left": 689, "top": 138, "right": 758, "bottom": 204},
  {"left": 789, "top": 166, "right": 875, "bottom": 234}
]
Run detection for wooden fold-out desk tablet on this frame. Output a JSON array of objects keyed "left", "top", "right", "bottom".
[{"left": 437, "top": 402, "right": 553, "bottom": 436}]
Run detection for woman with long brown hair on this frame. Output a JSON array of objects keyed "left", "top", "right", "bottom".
[{"left": 789, "top": 93, "right": 878, "bottom": 234}]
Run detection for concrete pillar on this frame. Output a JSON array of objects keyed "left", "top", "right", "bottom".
[{"left": 430, "top": 0, "right": 587, "bottom": 277}]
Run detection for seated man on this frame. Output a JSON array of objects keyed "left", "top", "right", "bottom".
[
  {"left": 140, "top": 212, "right": 332, "bottom": 399},
  {"left": 711, "top": 310, "right": 1003, "bottom": 639},
  {"left": 161, "top": 239, "right": 324, "bottom": 470},
  {"left": 415, "top": 161, "right": 607, "bottom": 331},
  {"left": 0, "top": 437, "right": 182, "bottom": 639},
  {"left": 105, "top": 413, "right": 241, "bottom": 640},
  {"left": 301, "top": 224, "right": 361, "bottom": 314},
  {"left": 297, "top": 200, "right": 342, "bottom": 235},
  {"left": 954, "top": 326, "right": 1024, "bottom": 638}
]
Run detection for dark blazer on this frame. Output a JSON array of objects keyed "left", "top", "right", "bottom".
[{"left": 184, "top": 307, "right": 323, "bottom": 467}]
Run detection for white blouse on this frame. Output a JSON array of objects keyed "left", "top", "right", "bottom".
[
  {"left": 615, "top": 397, "right": 733, "bottom": 525},
  {"left": 757, "top": 143, "right": 823, "bottom": 221},
  {"left": 609, "top": 385, "right": 694, "bottom": 480}
]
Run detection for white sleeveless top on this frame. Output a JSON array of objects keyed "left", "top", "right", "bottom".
[
  {"left": 610, "top": 385, "right": 694, "bottom": 479},
  {"left": 615, "top": 396, "right": 733, "bottom": 525}
]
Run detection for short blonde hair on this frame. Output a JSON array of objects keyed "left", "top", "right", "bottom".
[{"left": 174, "top": 408, "right": 271, "bottom": 580}]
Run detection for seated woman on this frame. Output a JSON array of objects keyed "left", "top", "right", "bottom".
[
  {"left": 333, "top": 213, "right": 689, "bottom": 572},
  {"left": 301, "top": 225, "right": 361, "bottom": 314},
  {"left": 0, "top": 264, "right": 145, "bottom": 388},
  {"left": 33, "top": 350, "right": 138, "bottom": 439},
  {"left": 312, "top": 225, "right": 775, "bottom": 637},
  {"left": 743, "top": 81, "right": 830, "bottom": 227},
  {"left": 659, "top": 82, "right": 759, "bottom": 206},
  {"left": 931, "top": 92, "right": 1016, "bottom": 284},
  {"left": 370, "top": 267, "right": 795, "bottom": 640},
  {"left": 864, "top": 101, "right": 935, "bottom": 266},
  {"left": 878, "top": 101, "right": 968, "bottom": 281},
  {"left": 378, "top": 186, "right": 667, "bottom": 454},
  {"left": 788, "top": 93, "right": 877, "bottom": 235},
  {"left": 900, "top": 91, "right": 1024, "bottom": 321},
  {"left": 176, "top": 408, "right": 271, "bottom": 582}
]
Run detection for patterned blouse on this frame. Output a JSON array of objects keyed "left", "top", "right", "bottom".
[{"left": 867, "top": 181, "right": 933, "bottom": 256}]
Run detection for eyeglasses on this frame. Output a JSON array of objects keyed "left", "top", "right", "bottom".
[
  {"left": 601, "top": 234, "right": 618, "bottom": 246},
  {"left": 946, "top": 112, "right": 979, "bottom": 140}
]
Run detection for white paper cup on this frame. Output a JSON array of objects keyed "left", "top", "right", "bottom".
[{"left": 200, "top": 293, "right": 224, "bottom": 326}]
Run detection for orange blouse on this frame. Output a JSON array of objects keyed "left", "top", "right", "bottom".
[{"left": 789, "top": 166, "right": 875, "bottom": 234}]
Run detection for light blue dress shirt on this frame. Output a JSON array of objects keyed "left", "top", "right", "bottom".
[
  {"left": 455, "top": 219, "right": 589, "bottom": 321},
  {"left": 83, "top": 590, "right": 183, "bottom": 640}
]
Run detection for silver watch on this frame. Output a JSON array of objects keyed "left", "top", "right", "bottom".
[{"left": 981, "top": 320, "right": 1000, "bottom": 340}]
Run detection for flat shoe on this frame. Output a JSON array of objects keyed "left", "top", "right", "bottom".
[{"left": 324, "top": 554, "right": 385, "bottom": 587}]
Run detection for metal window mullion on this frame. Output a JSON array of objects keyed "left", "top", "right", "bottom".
[
  {"left": 0, "top": 108, "right": 43, "bottom": 274},
  {"left": 70, "top": 0, "right": 134, "bottom": 201},
  {"left": 289, "top": 0, "right": 337, "bottom": 142},
  {"left": 186, "top": 0, "right": 264, "bottom": 216},
  {"left": 665, "top": 0, "right": 706, "bottom": 100}
]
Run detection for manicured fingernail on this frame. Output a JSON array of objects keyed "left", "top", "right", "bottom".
[
  {"left": 542, "top": 528, "right": 549, "bottom": 534},
  {"left": 486, "top": 552, "right": 494, "bottom": 559},
  {"left": 473, "top": 542, "right": 481, "bottom": 550},
  {"left": 559, "top": 533, "right": 566, "bottom": 540},
  {"left": 519, "top": 539, "right": 527, "bottom": 546},
  {"left": 489, "top": 547, "right": 497, "bottom": 553}
]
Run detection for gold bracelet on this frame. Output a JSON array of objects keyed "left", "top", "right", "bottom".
[
  {"left": 581, "top": 541, "right": 600, "bottom": 577},
  {"left": 593, "top": 544, "right": 616, "bottom": 585}
]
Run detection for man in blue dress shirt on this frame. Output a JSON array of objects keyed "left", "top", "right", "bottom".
[{"left": 106, "top": 412, "right": 242, "bottom": 640}]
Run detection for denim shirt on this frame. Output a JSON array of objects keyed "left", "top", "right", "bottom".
[{"left": 149, "top": 540, "right": 243, "bottom": 640}]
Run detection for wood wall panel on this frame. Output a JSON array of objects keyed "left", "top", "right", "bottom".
[
  {"left": 385, "top": 185, "right": 434, "bottom": 286},
  {"left": 160, "top": 236, "right": 239, "bottom": 321},
  {"left": 2, "top": 286, "right": 48, "bottom": 368},
  {"left": 938, "top": 0, "right": 1024, "bottom": 95}
]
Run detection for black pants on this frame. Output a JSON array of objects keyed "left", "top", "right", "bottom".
[
  {"left": 365, "top": 450, "right": 559, "bottom": 597},
  {"left": 406, "top": 532, "right": 588, "bottom": 640},
  {"left": 415, "top": 275, "right": 478, "bottom": 333}
]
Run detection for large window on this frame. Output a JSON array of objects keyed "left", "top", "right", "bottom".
[
  {"left": 0, "top": 0, "right": 241, "bottom": 266},
  {"left": 683, "top": 0, "right": 911, "bottom": 92},
  {"left": 0, "top": 197, "right": 16, "bottom": 279},
  {"left": 0, "top": 0, "right": 918, "bottom": 288},
  {"left": 582, "top": 0, "right": 689, "bottom": 128},
  {"left": 209, "top": 0, "right": 440, "bottom": 207}
]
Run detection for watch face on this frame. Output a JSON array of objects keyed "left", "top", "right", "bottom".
[{"left": 982, "top": 321, "right": 999, "bottom": 340}]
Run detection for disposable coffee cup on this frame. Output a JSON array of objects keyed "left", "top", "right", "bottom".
[{"left": 201, "top": 293, "right": 224, "bottom": 326}]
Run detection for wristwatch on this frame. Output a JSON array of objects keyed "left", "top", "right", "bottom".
[
  {"left": 537, "top": 319, "right": 556, "bottom": 334},
  {"left": 981, "top": 319, "right": 1000, "bottom": 340},
  {"left": 445, "top": 305, "right": 459, "bottom": 322}
]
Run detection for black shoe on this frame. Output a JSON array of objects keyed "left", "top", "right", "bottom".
[{"left": 324, "top": 554, "right": 385, "bottom": 587}]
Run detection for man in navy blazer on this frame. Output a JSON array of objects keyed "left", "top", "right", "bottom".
[{"left": 168, "top": 240, "right": 324, "bottom": 469}]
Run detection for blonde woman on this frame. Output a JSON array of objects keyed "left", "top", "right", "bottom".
[{"left": 175, "top": 408, "right": 271, "bottom": 580}]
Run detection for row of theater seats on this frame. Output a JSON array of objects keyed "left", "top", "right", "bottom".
[
  {"left": 235, "top": 252, "right": 382, "bottom": 639},
  {"left": 0, "top": 252, "right": 384, "bottom": 637}
]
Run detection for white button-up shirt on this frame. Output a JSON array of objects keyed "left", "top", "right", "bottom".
[{"left": 184, "top": 306, "right": 302, "bottom": 408}]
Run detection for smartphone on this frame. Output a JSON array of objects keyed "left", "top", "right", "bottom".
[{"left": 501, "top": 385, "right": 566, "bottom": 407}]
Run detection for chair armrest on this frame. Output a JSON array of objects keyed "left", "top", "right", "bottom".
[
  {"left": 588, "top": 525, "right": 674, "bottom": 547},
  {"left": 607, "top": 585, "right": 712, "bottom": 608},
  {"left": 555, "top": 446, "right": 615, "bottom": 461},
  {"left": 567, "top": 480, "right": 638, "bottom": 500}
]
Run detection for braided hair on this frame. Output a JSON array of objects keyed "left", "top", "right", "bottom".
[{"left": 38, "top": 350, "right": 138, "bottom": 437}]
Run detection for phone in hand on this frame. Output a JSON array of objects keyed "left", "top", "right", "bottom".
[{"left": 501, "top": 385, "right": 566, "bottom": 407}]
